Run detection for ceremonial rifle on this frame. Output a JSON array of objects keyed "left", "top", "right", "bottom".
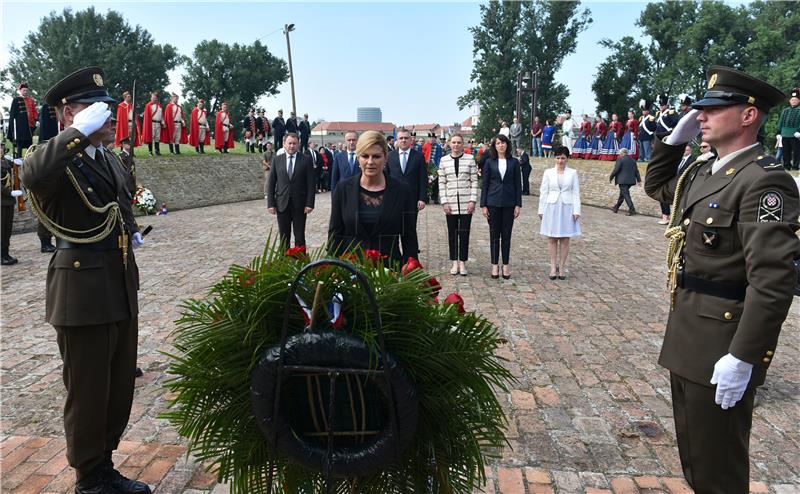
[
  {"left": 12, "top": 116, "right": 26, "bottom": 211},
  {"left": 129, "top": 80, "right": 137, "bottom": 159}
]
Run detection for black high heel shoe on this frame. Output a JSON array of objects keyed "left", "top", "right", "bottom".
[
  {"left": 549, "top": 267, "right": 558, "bottom": 280},
  {"left": 558, "top": 268, "right": 568, "bottom": 280}
]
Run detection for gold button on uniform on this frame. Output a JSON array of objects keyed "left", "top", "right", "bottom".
[
  {"left": 762, "top": 357, "right": 771, "bottom": 363},
  {"left": 683, "top": 218, "right": 691, "bottom": 226},
  {"left": 706, "top": 217, "right": 714, "bottom": 225},
  {"left": 723, "top": 312, "right": 733, "bottom": 320},
  {"left": 87, "top": 187, "right": 93, "bottom": 193},
  {"left": 73, "top": 138, "right": 81, "bottom": 144},
  {"left": 766, "top": 350, "right": 774, "bottom": 356},
  {"left": 73, "top": 261, "right": 81, "bottom": 268}
]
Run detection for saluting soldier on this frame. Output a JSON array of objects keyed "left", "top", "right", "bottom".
[
  {"left": 7, "top": 83, "right": 39, "bottom": 158},
  {"left": 272, "top": 109, "right": 286, "bottom": 150},
  {"left": 21, "top": 66, "right": 151, "bottom": 494},
  {"left": 645, "top": 66, "right": 800, "bottom": 494}
]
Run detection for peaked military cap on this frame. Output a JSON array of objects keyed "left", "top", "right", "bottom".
[
  {"left": 45, "top": 66, "right": 116, "bottom": 107},
  {"left": 693, "top": 65, "right": 785, "bottom": 111}
]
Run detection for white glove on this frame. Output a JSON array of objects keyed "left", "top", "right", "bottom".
[
  {"left": 13, "top": 158, "right": 23, "bottom": 166},
  {"left": 10, "top": 190, "right": 23, "bottom": 198},
  {"left": 664, "top": 109, "right": 702, "bottom": 146},
  {"left": 71, "top": 102, "right": 111, "bottom": 138},
  {"left": 794, "top": 132, "right": 800, "bottom": 139},
  {"left": 710, "top": 353, "right": 753, "bottom": 410},
  {"left": 132, "top": 232, "right": 144, "bottom": 248}
]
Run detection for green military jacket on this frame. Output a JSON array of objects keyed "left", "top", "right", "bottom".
[
  {"left": 22, "top": 127, "right": 140, "bottom": 326},
  {"left": 777, "top": 105, "right": 800, "bottom": 138},
  {"left": 645, "top": 139, "right": 799, "bottom": 387},
  {"left": 1, "top": 156, "right": 15, "bottom": 207}
]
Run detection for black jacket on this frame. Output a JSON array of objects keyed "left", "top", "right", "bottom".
[
  {"left": 386, "top": 148, "right": 428, "bottom": 203},
  {"left": 266, "top": 153, "right": 316, "bottom": 212},
  {"left": 480, "top": 157, "right": 522, "bottom": 208},
  {"left": 328, "top": 175, "right": 419, "bottom": 264},
  {"left": 610, "top": 155, "right": 641, "bottom": 185}
]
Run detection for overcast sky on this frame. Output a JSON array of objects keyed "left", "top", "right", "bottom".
[{"left": 2, "top": 0, "right": 650, "bottom": 125}]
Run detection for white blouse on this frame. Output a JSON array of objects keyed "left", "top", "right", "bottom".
[{"left": 498, "top": 158, "right": 507, "bottom": 180}]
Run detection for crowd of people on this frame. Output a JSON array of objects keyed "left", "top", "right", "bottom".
[{"left": 2, "top": 62, "right": 799, "bottom": 494}]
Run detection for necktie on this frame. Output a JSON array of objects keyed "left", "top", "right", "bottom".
[
  {"left": 348, "top": 152, "right": 355, "bottom": 172},
  {"left": 401, "top": 151, "right": 408, "bottom": 174},
  {"left": 288, "top": 155, "right": 294, "bottom": 178}
]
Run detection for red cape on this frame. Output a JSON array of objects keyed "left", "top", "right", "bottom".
[
  {"left": 189, "top": 107, "right": 211, "bottom": 146},
  {"left": 164, "top": 103, "right": 188, "bottom": 144},
  {"left": 115, "top": 101, "right": 142, "bottom": 147},
  {"left": 214, "top": 111, "right": 235, "bottom": 150},
  {"left": 142, "top": 101, "right": 168, "bottom": 143}
]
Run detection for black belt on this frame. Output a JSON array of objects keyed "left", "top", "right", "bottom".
[
  {"left": 57, "top": 236, "right": 120, "bottom": 251},
  {"left": 678, "top": 268, "right": 747, "bottom": 301},
  {"left": 174, "top": 120, "right": 182, "bottom": 123},
  {"left": 152, "top": 120, "right": 162, "bottom": 123}
]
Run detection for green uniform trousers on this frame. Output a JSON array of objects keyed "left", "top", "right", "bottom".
[
  {"left": 670, "top": 372, "right": 755, "bottom": 494},
  {"left": 55, "top": 318, "right": 138, "bottom": 480}
]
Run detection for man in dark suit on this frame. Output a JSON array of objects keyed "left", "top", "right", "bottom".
[
  {"left": 304, "top": 142, "right": 324, "bottom": 193},
  {"left": 609, "top": 147, "right": 641, "bottom": 215},
  {"left": 272, "top": 109, "right": 286, "bottom": 150},
  {"left": 516, "top": 147, "right": 532, "bottom": 195},
  {"left": 22, "top": 66, "right": 150, "bottom": 494},
  {"left": 386, "top": 127, "right": 428, "bottom": 213},
  {"left": 298, "top": 113, "right": 311, "bottom": 153},
  {"left": 330, "top": 131, "right": 360, "bottom": 194},
  {"left": 676, "top": 144, "right": 695, "bottom": 175},
  {"left": 267, "top": 132, "right": 315, "bottom": 247}
]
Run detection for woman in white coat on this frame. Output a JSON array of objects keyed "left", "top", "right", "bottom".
[
  {"left": 439, "top": 134, "right": 479, "bottom": 275},
  {"left": 538, "top": 145, "right": 581, "bottom": 280}
]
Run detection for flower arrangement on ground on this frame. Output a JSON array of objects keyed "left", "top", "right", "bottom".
[
  {"left": 132, "top": 185, "right": 156, "bottom": 214},
  {"left": 163, "top": 238, "right": 513, "bottom": 494}
]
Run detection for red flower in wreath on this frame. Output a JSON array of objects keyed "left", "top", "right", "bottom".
[
  {"left": 401, "top": 257, "right": 424, "bottom": 276},
  {"left": 363, "top": 249, "right": 385, "bottom": 263},
  {"left": 443, "top": 292, "right": 465, "bottom": 314},
  {"left": 239, "top": 268, "right": 257, "bottom": 286},
  {"left": 426, "top": 276, "right": 441, "bottom": 299},
  {"left": 284, "top": 245, "right": 308, "bottom": 261}
]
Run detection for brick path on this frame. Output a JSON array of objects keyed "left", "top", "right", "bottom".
[{"left": 2, "top": 188, "right": 798, "bottom": 493}]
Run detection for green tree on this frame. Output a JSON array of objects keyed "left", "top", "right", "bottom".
[
  {"left": 591, "top": 37, "right": 652, "bottom": 116},
  {"left": 457, "top": 1, "right": 522, "bottom": 141},
  {"left": 1, "top": 7, "right": 180, "bottom": 102},
  {"left": 181, "top": 40, "right": 287, "bottom": 131},
  {"left": 518, "top": 0, "right": 593, "bottom": 122}
]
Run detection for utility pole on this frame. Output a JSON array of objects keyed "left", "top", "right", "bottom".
[{"left": 284, "top": 23, "right": 297, "bottom": 116}]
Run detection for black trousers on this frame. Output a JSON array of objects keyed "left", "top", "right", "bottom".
[
  {"left": 446, "top": 214, "right": 472, "bottom": 261},
  {"left": 274, "top": 134, "right": 284, "bottom": 151},
  {"left": 783, "top": 136, "right": 800, "bottom": 170},
  {"left": 487, "top": 206, "right": 514, "bottom": 265},
  {"left": 1, "top": 204, "right": 14, "bottom": 252},
  {"left": 670, "top": 372, "right": 754, "bottom": 494},
  {"left": 37, "top": 220, "right": 53, "bottom": 241},
  {"left": 276, "top": 200, "right": 307, "bottom": 247},
  {"left": 55, "top": 318, "right": 138, "bottom": 480},
  {"left": 613, "top": 184, "right": 635, "bottom": 211},
  {"left": 521, "top": 165, "right": 532, "bottom": 194}
]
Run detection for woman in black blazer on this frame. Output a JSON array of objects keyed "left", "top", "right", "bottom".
[
  {"left": 480, "top": 134, "right": 522, "bottom": 279},
  {"left": 329, "top": 131, "right": 419, "bottom": 265}
]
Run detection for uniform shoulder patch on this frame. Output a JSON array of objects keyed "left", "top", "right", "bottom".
[
  {"left": 755, "top": 154, "right": 783, "bottom": 171},
  {"left": 758, "top": 190, "right": 783, "bottom": 222}
]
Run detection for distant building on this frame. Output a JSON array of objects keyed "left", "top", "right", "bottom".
[
  {"left": 357, "top": 107, "right": 382, "bottom": 122},
  {"left": 470, "top": 101, "right": 481, "bottom": 126},
  {"left": 404, "top": 123, "right": 443, "bottom": 139},
  {"left": 310, "top": 121, "right": 396, "bottom": 143}
]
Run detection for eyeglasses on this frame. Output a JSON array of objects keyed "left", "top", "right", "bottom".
[{"left": 700, "top": 146, "right": 710, "bottom": 150}]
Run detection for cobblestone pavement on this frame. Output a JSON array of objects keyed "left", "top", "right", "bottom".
[{"left": 2, "top": 193, "right": 798, "bottom": 494}]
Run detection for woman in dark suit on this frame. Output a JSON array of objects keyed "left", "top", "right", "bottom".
[
  {"left": 329, "top": 131, "right": 419, "bottom": 265},
  {"left": 480, "top": 134, "right": 522, "bottom": 279}
]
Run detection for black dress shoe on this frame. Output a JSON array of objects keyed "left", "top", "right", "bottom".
[
  {"left": 75, "top": 475, "right": 117, "bottom": 494},
  {"left": 134, "top": 367, "right": 143, "bottom": 378},
  {"left": 627, "top": 210, "right": 637, "bottom": 216},
  {"left": 1, "top": 254, "right": 18, "bottom": 265},
  {"left": 502, "top": 274, "right": 511, "bottom": 280},
  {"left": 491, "top": 274, "right": 499, "bottom": 279},
  {"left": 41, "top": 241, "right": 56, "bottom": 253},
  {"left": 102, "top": 464, "right": 151, "bottom": 494}
]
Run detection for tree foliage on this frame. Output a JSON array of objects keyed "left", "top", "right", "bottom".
[
  {"left": 181, "top": 40, "right": 288, "bottom": 130},
  {"left": 593, "top": 0, "right": 800, "bottom": 141},
  {"left": 1, "top": 7, "right": 181, "bottom": 102},
  {"left": 459, "top": 0, "right": 591, "bottom": 141}
]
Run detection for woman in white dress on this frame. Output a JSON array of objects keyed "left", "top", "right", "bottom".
[{"left": 538, "top": 146, "right": 581, "bottom": 280}]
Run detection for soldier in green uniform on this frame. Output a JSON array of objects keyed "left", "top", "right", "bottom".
[
  {"left": 22, "top": 67, "right": 151, "bottom": 494},
  {"left": 1, "top": 145, "right": 24, "bottom": 265},
  {"left": 776, "top": 87, "right": 800, "bottom": 170},
  {"left": 645, "top": 66, "right": 800, "bottom": 494}
]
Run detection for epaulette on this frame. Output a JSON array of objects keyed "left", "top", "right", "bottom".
[
  {"left": 669, "top": 109, "right": 676, "bottom": 115},
  {"left": 648, "top": 115, "right": 655, "bottom": 121},
  {"left": 755, "top": 154, "right": 783, "bottom": 171}
]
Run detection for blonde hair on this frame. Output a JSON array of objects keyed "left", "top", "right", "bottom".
[{"left": 355, "top": 131, "right": 387, "bottom": 157}]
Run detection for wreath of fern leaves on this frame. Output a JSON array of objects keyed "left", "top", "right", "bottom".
[{"left": 162, "top": 239, "right": 514, "bottom": 493}]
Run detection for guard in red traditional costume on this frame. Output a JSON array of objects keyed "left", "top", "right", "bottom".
[
  {"left": 6, "top": 83, "right": 38, "bottom": 158},
  {"left": 572, "top": 114, "right": 592, "bottom": 159},
  {"left": 618, "top": 110, "right": 639, "bottom": 160},
  {"left": 243, "top": 108, "right": 257, "bottom": 153},
  {"left": 189, "top": 99, "right": 210, "bottom": 154},
  {"left": 164, "top": 93, "right": 188, "bottom": 154},
  {"left": 588, "top": 114, "right": 606, "bottom": 159},
  {"left": 600, "top": 113, "right": 622, "bottom": 161},
  {"left": 115, "top": 90, "right": 141, "bottom": 147},
  {"left": 214, "top": 101, "right": 234, "bottom": 153},
  {"left": 143, "top": 91, "right": 167, "bottom": 155}
]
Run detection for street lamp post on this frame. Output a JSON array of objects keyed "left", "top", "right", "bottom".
[{"left": 283, "top": 23, "right": 297, "bottom": 116}]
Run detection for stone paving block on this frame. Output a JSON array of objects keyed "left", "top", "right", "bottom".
[
  {"left": 2, "top": 196, "right": 798, "bottom": 492},
  {"left": 496, "top": 467, "right": 525, "bottom": 494}
]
